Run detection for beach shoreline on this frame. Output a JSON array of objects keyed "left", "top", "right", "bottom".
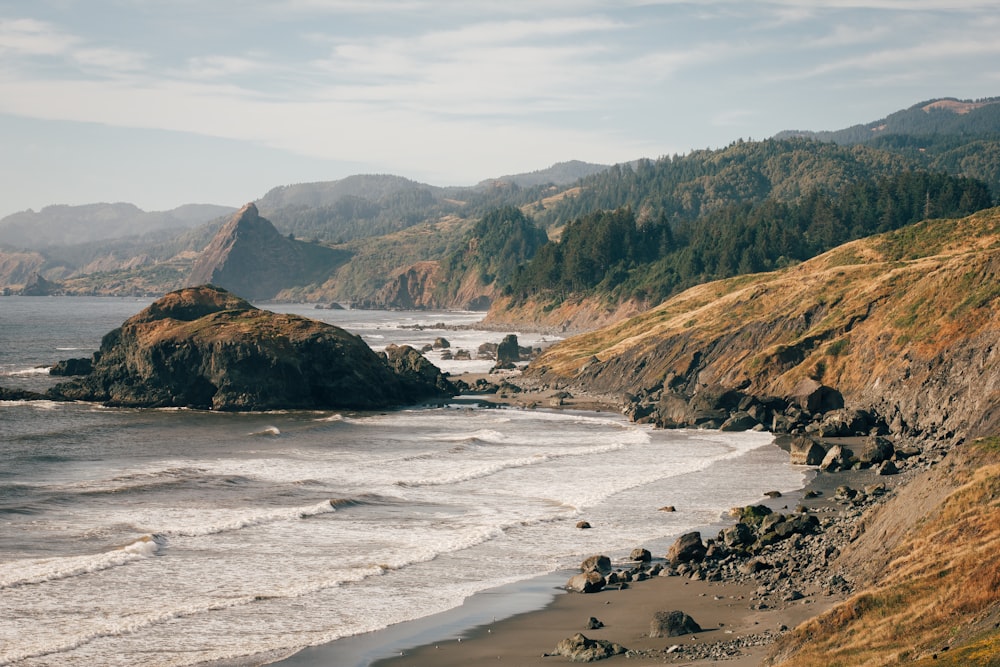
[{"left": 269, "top": 368, "right": 910, "bottom": 667}]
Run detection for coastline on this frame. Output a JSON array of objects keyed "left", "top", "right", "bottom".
[{"left": 271, "top": 369, "right": 907, "bottom": 667}]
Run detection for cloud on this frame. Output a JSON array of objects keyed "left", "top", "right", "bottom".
[
  {"left": 183, "top": 55, "right": 272, "bottom": 80},
  {"left": 73, "top": 47, "right": 148, "bottom": 73},
  {"left": 0, "top": 17, "right": 77, "bottom": 56}
]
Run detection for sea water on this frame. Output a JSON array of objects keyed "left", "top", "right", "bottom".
[{"left": 0, "top": 297, "right": 807, "bottom": 666}]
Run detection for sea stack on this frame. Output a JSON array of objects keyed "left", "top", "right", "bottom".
[{"left": 51, "top": 285, "right": 455, "bottom": 410}]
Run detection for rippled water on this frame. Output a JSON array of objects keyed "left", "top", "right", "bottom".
[{"left": 0, "top": 298, "right": 807, "bottom": 666}]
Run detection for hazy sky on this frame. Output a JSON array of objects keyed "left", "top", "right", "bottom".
[{"left": 1, "top": 1, "right": 998, "bottom": 218}]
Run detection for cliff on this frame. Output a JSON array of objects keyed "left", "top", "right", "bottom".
[
  {"left": 526, "top": 208, "right": 1000, "bottom": 442},
  {"left": 188, "top": 203, "right": 350, "bottom": 301},
  {"left": 51, "top": 285, "right": 454, "bottom": 410}
]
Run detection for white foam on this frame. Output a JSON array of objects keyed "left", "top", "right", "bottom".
[
  {"left": 6, "top": 365, "right": 51, "bottom": 376},
  {"left": 0, "top": 535, "right": 164, "bottom": 589},
  {"left": 162, "top": 499, "right": 339, "bottom": 538}
]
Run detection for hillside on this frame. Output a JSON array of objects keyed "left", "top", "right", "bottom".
[
  {"left": 765, "top": 436, "right": 1000, "bottom": 666},
  {"left": 525, "top": 207, "right": 1000, "bottom": 441}
]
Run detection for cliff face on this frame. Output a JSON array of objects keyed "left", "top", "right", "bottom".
[
  {"left": 188, "top": 203, "right": 349, "bottom": 301},
  {"left": 372, "top": 261, "right": 443, "bottom": 309},
  {"left": 527, "top": 208, "right": 1000, "bottom": 442},
  {"left": 52, "top": 285, "right": 454, "bottom": 410}
]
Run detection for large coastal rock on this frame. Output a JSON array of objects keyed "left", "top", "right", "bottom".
[
  {"left": 51, "top": 285, "right": 455, "bottom": 410},
  {"left": 188, "top": 203, "right": 349, "bottom": 301}
]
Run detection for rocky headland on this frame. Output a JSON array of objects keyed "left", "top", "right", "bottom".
[{"left": 45, "top": 284, "right": 455, "bottom": 411}]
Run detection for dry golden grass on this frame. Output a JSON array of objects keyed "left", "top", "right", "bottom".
[{"left": 769, "top": 438, "right": 1000, "bottom": 666}]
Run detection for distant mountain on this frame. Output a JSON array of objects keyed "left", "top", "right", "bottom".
[
  {"left": 187, "top": 203, "right": 351, "bottom": 301},
  {"left": 775, "top": 96, "right": 1000, "bottom": 144},
  {"left": 476, "top": 160, "right": 610, "bottom": 188},
  {"left": 255, "top": 174, "right": 433, "bottom": 211},
  {"left": 0, "top": 203, "right": 236, "bottom": 250}
]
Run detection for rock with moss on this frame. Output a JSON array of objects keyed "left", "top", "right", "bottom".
[{"left": 49, "top": 285, "right": 455, "bottom": 411}]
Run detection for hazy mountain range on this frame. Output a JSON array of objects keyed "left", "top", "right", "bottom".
[{"left": 1, "top": 96, "right": 999, "bottom": 315}]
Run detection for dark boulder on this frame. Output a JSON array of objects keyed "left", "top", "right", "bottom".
[
  {"left": 859, "top": 436, "right": 895, "bottom": 465},
  {"left": 667, "top": 532, "right": 706, "bottom": 564},
  {"left": 787, "top": 378, "right": 844, "bottom": 414},
  {"left": 496, "top": 334, "right": 521, "bottom": 365},
  {"left": 566, "top": 571, "right": 606, "bottom": 594},
  {"left": 788, "top": 436, "right": 826, "bottom": 465},
  {"left": 630, "top": 547, "right": 652, "bottom": 562},
  {"left": 580, "top": 555, "right": 612, "bottom": 574},
  {"left": 720, "top": 411, "right": 760, "bottom": 432},
  {"left": 650, "top": 610, "right": 702, "bottom": 638},
  {"left": 50, "top": 358, "right": 93, "bottom": 376}
]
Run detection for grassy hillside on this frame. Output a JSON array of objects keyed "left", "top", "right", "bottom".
[
  {"left": 766, "top": 437, "right": 1000, "bottom": 666},
  {"left": 526, "top": 207, "right": 1000, "bottom": 439}
]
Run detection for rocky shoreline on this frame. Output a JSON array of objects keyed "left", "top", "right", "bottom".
[{"left": 320, "top": 368, "right": 940, "bottom": 666}]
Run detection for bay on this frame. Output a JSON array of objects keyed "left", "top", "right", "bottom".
[{"left": 0, "top": 297, "right": 807, "bottom": 666}]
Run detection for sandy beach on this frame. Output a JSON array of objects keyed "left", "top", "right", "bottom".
[{"left": 273, "top": 369, "right": 908, "bottom": 667}]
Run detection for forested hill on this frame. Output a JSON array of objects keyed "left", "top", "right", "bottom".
[
  {"left": 486, "top": 154, "right": 994, "bottom": 329},
  {"left": 775, "top": 96, "right": 1000, "bottom": 145}
]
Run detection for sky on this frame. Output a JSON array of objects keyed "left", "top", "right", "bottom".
[{"left": 1, "top": 1, "right": 998, "bottom": 219}]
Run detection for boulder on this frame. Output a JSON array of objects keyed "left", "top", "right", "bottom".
[
  {"left": 738, "top": 505, "right": 773, "bottom": 526},
  {"left": 380, "top": 344, "right": 456, "bottom": 396},
  {"left": 580, "top": 555, "right": 612, "bottom": 574},
  {"left": 567, "top": 571, "right": 606, "bottom": 594},
  {"left": 550, "top": 633, "right": 627, "bottom": 661},
  {"left": 649, "top": 610, "right": 702, "bottom": 638},
  {"left": 496, "top": 334, "right": 521, "bottom": 365},
  {"left": 432, "top": 337, "right": 450, "bottom": 349},
  {"left": 877, "top": 459, "right": 899, "bottom": 475},
  {"left": 720, "top": 411, "right": 759, "bottom": 432},
  {"left": 630, "top": 548, "right": 652, "bottom": 562},
  {"left": 788, "top": 436, "right": 826, "bottom": 466},
  {"left": 586, "top": 617, "right": 604, "bottom": 630},
  {"left": 859, "top": 436, "right": 895, "bottom": 465},
  {"left": 787, "top": 378, "right": 845, "bottom": 414},
  {"left": 667, "top": 532, "right": 706, "bottom": 564},
  {"left": 721, "top": 522, "right": 755, "bottom": 548},
  {"left": 49, "top": 286, "right": 455, "bottom": 411},
  {"left": 821, "top": 444, "right": 853, "bottom": 472}
]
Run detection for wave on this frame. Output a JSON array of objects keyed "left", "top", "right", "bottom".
[
  {"left": 0, "top": 559, "right": 392, "bottom": 666},
  {"left": 0, "top": 534, "right": 165, "bottom": 590},
  {"left": 394, "top": 440, "right": 633, "bottom": 488},
  {"left": 161, "top": 498, "right": 344, "bottom": 538},
  {"left": 432, "top": 428, "right": 507, "bottom": 445},
  {"left": 251, "top": 426, "right": 281, "bottom": 437},
  {"left": 4, "top": 365, "right": 51, "bottom": 377}
]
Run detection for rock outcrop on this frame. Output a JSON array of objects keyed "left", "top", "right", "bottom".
[
  {"left": 50, "top": 285, "right": 455, "bottom": 410},
  {"left": 19, "top": 271, "right": 60, "bottom": 296},
  {"left": 188, "top": 203, "right": 349, "bottom": 301}
]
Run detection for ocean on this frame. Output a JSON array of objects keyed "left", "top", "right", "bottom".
[{"left": 0, "top": 297, "right": 807, "bottom": 666}]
